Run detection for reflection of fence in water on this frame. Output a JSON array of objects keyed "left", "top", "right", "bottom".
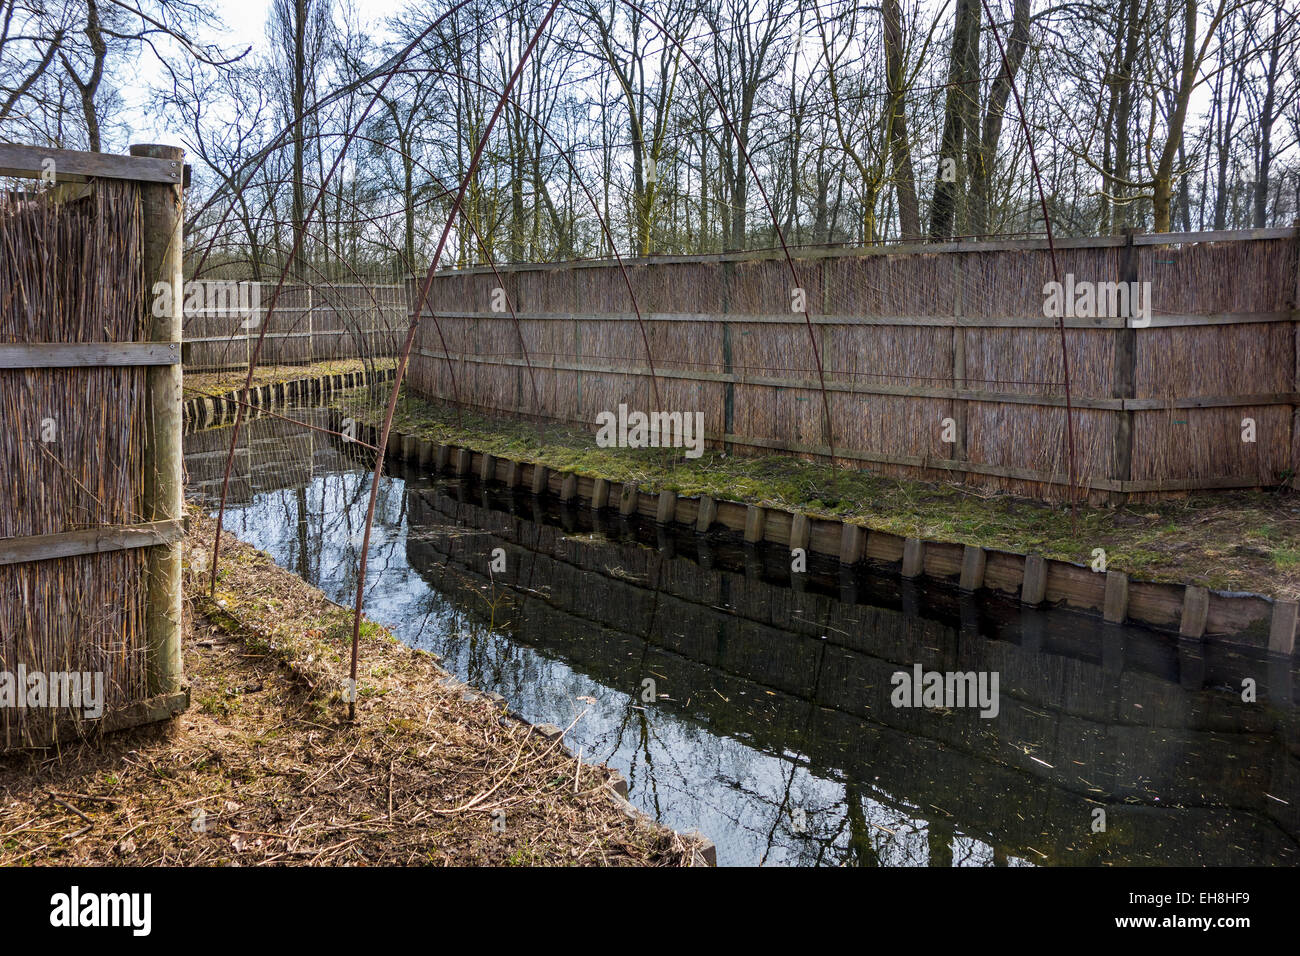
[
  {"left": 184, "top": 407, "right": 372, "bottom": 508},
  {"left": 404, "top": 484, "right": 1300, "bottom": 865}
]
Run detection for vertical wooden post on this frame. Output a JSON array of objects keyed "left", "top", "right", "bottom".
[
  {"left": 133, "top": 143, "right": 185, "bottom": 698},
  {"left": 1290, "top": 221, "right": 1300, "bottom": 488},
  {"left": 307, "top": 284, "right": 313, "bottom": 366},
  {"left": 1111, "top": 228, "right": 1139, "bottom": 504},
  {"left": 574, "top": 312, "right": 582, "bottom": 423},
  {"left": 721, "top": 261, "right": 735, "bottom": 452},
  {"left": 951, "top": 254, "right": 968, "bottom": 471}
]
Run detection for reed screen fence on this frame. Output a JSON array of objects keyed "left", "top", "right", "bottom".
[
  {"left": 0, "top": 143, "right": 186, "bottom": 748},
  {"left": 406, "top": 228, "right": 1300, "bottom": 502},
  {"left": 183, "top": 281, "right": 407, "bottom": 371}
]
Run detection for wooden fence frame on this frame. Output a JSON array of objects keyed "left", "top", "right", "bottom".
[
  {"left": 0, "top": 142, "right": 188, "bottom": 744},
  {"left": 182, "top": 281, "right": 407, "bottom": 371}
]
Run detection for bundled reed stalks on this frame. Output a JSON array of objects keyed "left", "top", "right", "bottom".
[{"left": 0, "top": 178, "right": 148, "bottom": 746}]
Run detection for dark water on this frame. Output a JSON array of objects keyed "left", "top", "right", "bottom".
[{"left": 186, "top": 410, "right": 1300, "bottom": 866}]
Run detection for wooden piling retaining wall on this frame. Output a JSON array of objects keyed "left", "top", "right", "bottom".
[
  {"left": 405, "top": 228, "right": 1300, "bottom": 502},
  {"left": 181, "top": 366, "right": 396, "bottom": 432},
  {"left": 361, "top": 425, "right": 1298, "bottom": 657}
]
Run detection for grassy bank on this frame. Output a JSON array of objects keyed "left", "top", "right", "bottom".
[
  {"left": 0, "top": 510, "right": 700, "bottom": 866},
  {"left": 342, "top": 388, "right": 1300, "bottom": 599}
]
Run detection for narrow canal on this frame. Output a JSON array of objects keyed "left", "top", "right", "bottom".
[{"left": 185, "top": 406, "right": 1300, "bottom": 866}]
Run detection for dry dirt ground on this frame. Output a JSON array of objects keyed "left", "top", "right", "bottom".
[{"left": 0, "top": 512, "right": 702, "bottom": 866}]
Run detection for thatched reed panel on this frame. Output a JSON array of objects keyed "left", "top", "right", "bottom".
[
  {"left": 441, "top": 272, "right": 482, "bottom": 312},
  {"left": 0, "top": 177, "right": 158, "bottom": 743},
  {"left": 967, "top": 247, "right": 1116, "bottom": 317},
  {"left": 451, "top": 314, "right": 482, "bottom": 355},
  {"left": 738, "top": 258, "right": 823, "bottom": 316},
  {"left": 471, "top": 314, "right": 516, "bottom": 358},
  {"left": 548, "top": 368, "right": 584, "bottom": 421},
  {"left": 260, "top": 286, "right": 312, "bottom": 365},
  {"left": 573, "top": 266, "right": 624, "bottom": 313},
  {"left": 511, "top": 270, "right": 549, "bottom": 313},
  {"left": 729, "top": 382, "right": 782, "bottom": 442},
  {"left": 186, "top": 336, "right": 248, "bottom": 371},
  {"left": 573, "top": 370, "right": 652, "bottom": 425},
  {"left": 966, "top": 405, "right": 1111, "bottom": 493},
  {"left": 618, "top": 263, "right": 663, "bottom": 312},
  {"left": 727, "top": 260, "right": 796, "bottom": 314},
  {"left": 413, "top": 355, "right": 452, "bottom": 406},
  {"left": 1134, "top": 324, "right": 1288, "bottom": 398},
  {"left": 464, "top": 360, "right": 512, "bottom": 413},
  {"left": 466, "top": 314, "right": 491, "bottom": 358},
  {"left": 530, "top": 367, "right": 567, "bottom": 422},
  {"left": 644, "top": 319, "right": 724, "bottom": 372},
  {"left": 657, "top": 377, "right": 723, "bottom": 435},
  {"left": 650, "top": 261, "right": 722, "bottom": 313},
  {"left": 827, "top": 390, "right": 948, "bottom": 458},
  {"left": 444, "top": 272, "right": 484, "bottom": 312},
  {"left": 729, "top": 321, "right": 811, "bottom": 377},
  {"left": 823, "top": 324, "right": 953, "bottom": 387},
  {"left": 823, "top": 252, "right": 955, "bottom": 316},
  {"left": 451, "top": 314, "right": 486, "bottom": 356},
  {"left": 1293, "top": 415, "right": 1300, "bottom": 478},
  {"left": 950, "top": 248, "right": 1052, "bottom": 318},
  {"left": 628, "top": 261, "right": 667, "bottom": 312},
  {"left": 965, "top": 327, "right": 1112, "bottom": 395},
  {"left": 1143, "top": 238, "right": 1294, "bottom": 313},
  {"left": 515, "top": 316, "right": 571, "bottom": 359},
  {"left": 576, "top": 317, "right": 644, "bottom": 364},
  {"left": 408, "top": 230, "right": 1300, "bottom": 501},
  {"left": 729, "top": 382, "right": 829, "bottom": 451},
  {"left": 417, "top": 270, "right": 463, "bottom": 311},
  {"left": 464, "top": 314, "right": 490, "bottom": 357},
  {"left": 785, "top": 385, "right": 829, "bottom": 449},
  {"left": 1131, "top": 406, "right": 1289, "bottom": 483},
  {"left": 617, "top": 263, "right": 651, "bottom": 313}
]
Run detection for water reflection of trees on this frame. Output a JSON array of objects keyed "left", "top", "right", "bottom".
[
  {"left": 403, "top": 489, "right": 982, "bottom": 867},
  {"left": 193, "top": 426, "right": 1295, "bottom": 866}
]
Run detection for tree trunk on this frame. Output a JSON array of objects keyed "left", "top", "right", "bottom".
[
  {"left": 1152, "top": 0, "right": 1202, "bottom": 232},
  {"left": 929, "top": 0, "right": 979, "bottom": 240},
  {"left": 883, "top": 0, "right": 920, "bottom": 239},
  {"left": 970, "top": 0, "right": 1030, "bottom": 237}
]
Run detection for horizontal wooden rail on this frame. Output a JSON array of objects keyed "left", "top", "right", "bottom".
[
  {"left": 413, "top": 309, "right": 1295, "bottom": 329},
  {"left": 413, "top": 348, "right": 1299, "bottom": 412},
  {"left": 0, "top": 143, "right": 182, "bottom": 185},
  {"left": 1131, "top": 228, "right": 1294, "bottom": 245},
  {"left": 0, "top": 519, "right": 183, "bottom": 567},
  {"left": 0, "top": 342, "right": 180, "bottom": 368},
  {"left": 184, "top": 329, "right": 395, "bottom": 344},
  {"left": 186, "top": 307, "right": 405, "bottom": 317}
]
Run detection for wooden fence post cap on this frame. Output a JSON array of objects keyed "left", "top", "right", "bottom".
[{"left": 129, "top": 144, "right": 184, "bottom": 161}]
